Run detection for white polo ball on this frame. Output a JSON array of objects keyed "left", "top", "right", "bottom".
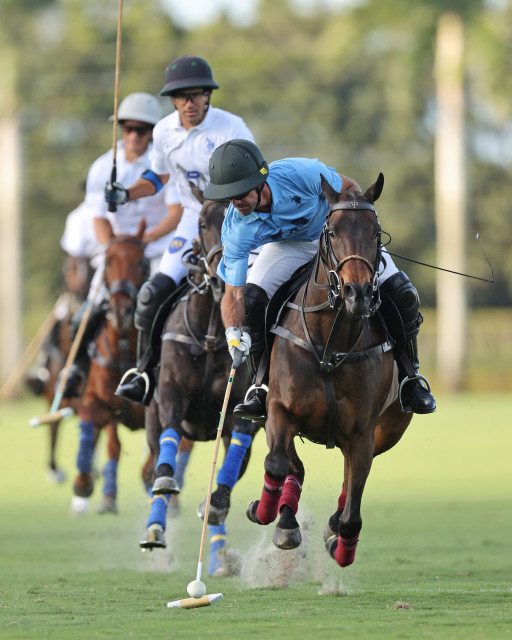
[{"left": 187, "top": 579, "right": 206, "bottom": 599}]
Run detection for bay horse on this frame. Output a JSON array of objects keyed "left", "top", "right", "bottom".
[
  {"left": 142, "top": 195, "right": 258, "bottom": 576},
  {"left": 246, "top": 173, "right": 413, "bottom": 568},
  {"left": 72, "top": 221, "right": 152, "bottom": 514}
]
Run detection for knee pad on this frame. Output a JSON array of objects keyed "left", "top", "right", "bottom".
[
  {"left": 380, "top": 271, "right": 422, "bottom": 338},
  {"left": 135, "top": 273, "right": 176, "bottom": 332},
  {"left": 242, "top": 283, "right": 269, "bottom": 349}
]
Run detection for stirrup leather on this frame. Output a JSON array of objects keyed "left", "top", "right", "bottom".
[
  {"left": 118, "top": 367, "right": 151, "bottom": 402},
  {"left": 398, "top": 373, "right": 432, "bottom": 412}
]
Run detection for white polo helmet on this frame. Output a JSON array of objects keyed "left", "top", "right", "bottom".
[{"left": 110, "top": 92, "right": 162, "bottom": 126}]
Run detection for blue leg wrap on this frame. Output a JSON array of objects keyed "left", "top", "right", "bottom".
[
  {"left": 216, "top": 431, "right": 253, "bottom": 489},
  {"left": 174, "top": 449, "right": 191, "bottom": 489},
  {"left": 102, "top": 459, "right": 118, "bottom": 497},
  {"left": 156, "top": 428, "right": 180, "bottom": 474},
  {"left": 146, "top": 493, "right": 169, "bottom": 530},
  {"left": 77, "top": 421, "right": 95, "bottom": 474},
  {"left": 208, "top": 523, "right": 227, "bottom": 576}
]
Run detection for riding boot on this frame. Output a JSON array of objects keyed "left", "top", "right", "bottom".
[
  {"left": 61, "top": 302, "right": 106, "bottom": 398},
  {"left": 115, "top": 273, "right": 177, "bottom": 406},
  {"left": 380, "top": 271, "right": 436, "bottom": 414},
  {"left": 232, "top": 284, "right": 269, "bottom": 422}
]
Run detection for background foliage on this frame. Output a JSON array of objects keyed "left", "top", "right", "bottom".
[{"left": 2, "top": 0, "right": 511, "bottom": 322}]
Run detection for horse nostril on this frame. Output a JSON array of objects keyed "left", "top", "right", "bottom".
[{"left": 343, "top": 284, "right": 355, "bottom": 301}]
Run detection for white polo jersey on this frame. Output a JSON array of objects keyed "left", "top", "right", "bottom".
[
  {"left": 83, "top": 140, "right": 179, "bottom": 259},
  {"left": 150, "top": 106, "right": 255, "bottom": 283}
]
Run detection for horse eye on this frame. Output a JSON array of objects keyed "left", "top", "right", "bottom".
[{"left": 328, "top": 229, "right": 336, "bottom": 238}]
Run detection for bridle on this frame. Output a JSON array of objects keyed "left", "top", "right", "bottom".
[
  {"left": 103, "top": 236, "right": 147, "bottom": 304},
  {"left": 317, "top": 199, "right": 383, "bottom": 315}
]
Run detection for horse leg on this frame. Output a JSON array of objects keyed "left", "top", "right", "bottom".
[
  {"left": 141, "top": 451, "right": 154, "bottom": 494},
  {"left": 324, "top": 483, "right": 347, "bottom": 542},
  {"left": 326, "top": 433, "right": 375, "bottom": 567},
  {"left": 169, "top": 438, "right": 194, "bottom": 517},
  {"left": 198, "top": 419, "right": 257, "bottom": 525},
  {"left": 47, "top": 419, "right": 66, "bottom": 483},
  {"left": 272, "top": 439, "right": 304, "bottom": 549},
  {"left": 71, "top": 420, "right": 100, "bottom": 515},
  {"left": 140, "top": 399, "right": 169, "bottom": 549},
  {"left": 247, "top": 406, "right": 293, "bottom": 527},
  {"left": 151, "top": 391, "right": 187, "bottom": 495},
  {"left": 97, "top": 422, "right": 120, "bottom": 514}
]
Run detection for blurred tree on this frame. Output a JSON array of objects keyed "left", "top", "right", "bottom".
[{"left": 3, "top": 0, "right": 510, "bottom": 332}]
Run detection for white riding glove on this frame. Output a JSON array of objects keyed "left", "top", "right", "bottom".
[{"left": 225, "top": 326, "right": 251, "bottom": 363}]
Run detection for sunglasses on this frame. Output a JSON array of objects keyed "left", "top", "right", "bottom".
[
  {"left": 171, "top": 90, "right": 210, "bottom": 104},
  {"left": 230, "top": 190, "right": 252, "bottom": 201},
  {"left": 122, "top": 124, "right": 153, "bottom": 136}
]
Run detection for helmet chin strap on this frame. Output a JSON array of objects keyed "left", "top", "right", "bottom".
[{"left": 255, "top": 184, "right": 264, "bottom": 210}]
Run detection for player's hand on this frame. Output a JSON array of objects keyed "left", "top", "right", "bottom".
[
  {"left": 104, "top": 181, "right": 129, "bottom": 205},
  {"left": 225, "top": 326, "right": 251, "bottom": 363}
]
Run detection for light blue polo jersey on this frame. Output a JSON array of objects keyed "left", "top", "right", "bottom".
[{"left": 217, "top": 158, "right": 342, "bottom": 287}]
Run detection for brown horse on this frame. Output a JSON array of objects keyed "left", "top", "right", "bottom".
[
  {"left": 246, "top": 173, "right": 413, "bottom": 568},
  {"left": 25, "top": 255, "right": 94, "bottom": 482},
  {"left": 71, "top": 221, "right": 151, "bottom": 514},
  {"left": 142, "top": 196, "right": 258, "bottom": 576}
]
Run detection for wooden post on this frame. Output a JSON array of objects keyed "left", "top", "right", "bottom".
[{"left": 434, "top": 12, "right": 467, "bottom": 391}]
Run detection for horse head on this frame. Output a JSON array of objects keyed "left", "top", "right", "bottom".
[
  {"left": 320, "top": 173, "right": 384, "bottom": 317},
  {"left": 104, "top": 220, "right": 148, "bottom": 331}
]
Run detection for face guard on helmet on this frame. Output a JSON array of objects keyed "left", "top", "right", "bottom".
[
  {"left": 203, "top": 140, "right": 269, "bottom": 201},
  {"left": 160, "top": 56, "right": 220, "bottom": 96}
]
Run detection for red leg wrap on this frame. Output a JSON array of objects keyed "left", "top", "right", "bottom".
[
  {"left": 256, "top": 473, "right": 285, "bottom": 525},
  {"left": 278, "top": 475, "right": 302, "bottom": 515},
  {"left": 334, "top": 533, "right": 360, "bottom": 568},
  {"left": 338, "top": 484, "right": 347, "bottom": 512}
]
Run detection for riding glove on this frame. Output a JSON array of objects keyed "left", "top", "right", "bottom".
[
  {"left": 225, "top": 326, "right": 251, "bottom": 363},
  {"left": 104, "top": 181, "right": 129, "bottom": 205}
]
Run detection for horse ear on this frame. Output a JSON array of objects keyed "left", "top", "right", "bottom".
[
  {"left": 189, "top": 181, "right": 205, "bottom": 204},
  {"left": 321, "top": 174, "right": 340, "bottom": 205},
  {"left": 364, "top": 172, "right": 384, "bottom": 204},
  {"left": 136, "top": 218, "right": 146, "bottom": 240}
]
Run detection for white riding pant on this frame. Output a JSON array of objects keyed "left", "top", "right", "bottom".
[{"left": 247, "top": 241, "right": 398, "bottom": 299}]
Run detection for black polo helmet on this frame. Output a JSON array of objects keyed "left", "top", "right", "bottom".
[
  {"left": 159, "top": 56, "right": 220, "bottom": 96},
  {"left": 203, "top": 140, "right": 269, "bottom": 201}
]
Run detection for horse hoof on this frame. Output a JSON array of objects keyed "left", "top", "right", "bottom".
[
  {"left": 197, "top": 498, "right": 228, "bottom": 526},
  {"left": 140, "top": 524, "right": 166, "bottom": 550},
  {"left": 97, "top": 496, "right": 118, "bottom": 514},
  {"left": 246, "top": 500, "right": 262, "bottom": 524},
  {"left": 273, "top": 525, "right": 302, "bottom": 550},
  {"left": 70, "top": 495, "right": 90, "bottom": 516},
  {"left": 325, "top": 534, "right": 338, "bottom": 559},
  {"left": 151, "top": 476, "right": 180, "bottom": 495},
  {"left": 47, "top": 467, "right": 66, "bottom": 484},
  {"left": 73, "top": 478, "right": 94, "bottom": 498},
  {"left": 323, "top": 521, "right": 336, "bottom": 543},
  {"left": 208, "top": 548, "right": 242, "bottom": 577}
]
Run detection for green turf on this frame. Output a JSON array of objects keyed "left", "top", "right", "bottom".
[{"left": 0, "top": 394, "right": 510, "bottom": 639}]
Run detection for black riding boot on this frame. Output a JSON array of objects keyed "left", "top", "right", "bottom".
[
  {"left": 380, "top": 272, "right": 436, "bottom": 414},
  {"left": 232, "top": 284, "right": 269, "bottom": 422},
  {"left": 115, "top": 273, "right": 177, "bottom": 406},
  {"left": 61, "top": 302, "right": 106, "bottom": 398}
]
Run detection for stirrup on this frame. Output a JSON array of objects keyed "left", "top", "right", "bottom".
[
  {"left": 117, "top": 367, "right": 151, "bottom": 400},
  {"left": 398, "top": 373, "right": 431, "bottom": 412},
  {"left": 243, "top": 383, "right": 269, "bottom": 403}
]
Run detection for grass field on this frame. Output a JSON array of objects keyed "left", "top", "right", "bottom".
[{"left": 0, "top": 393, "right": 511, "bottom": 639}]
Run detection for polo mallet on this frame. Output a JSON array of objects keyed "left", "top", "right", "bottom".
[
  {"left": 107, "top": 0, "right": 123, "bottom": 213},
  {"left": 29, "top": 268, "right": 105, "bottom": 427},
  {"left": 0, "top": 294, "right": 65, "bottom": 401},
  {"left": 167, "top": 349, "right": 244, "bottom": 610}
]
